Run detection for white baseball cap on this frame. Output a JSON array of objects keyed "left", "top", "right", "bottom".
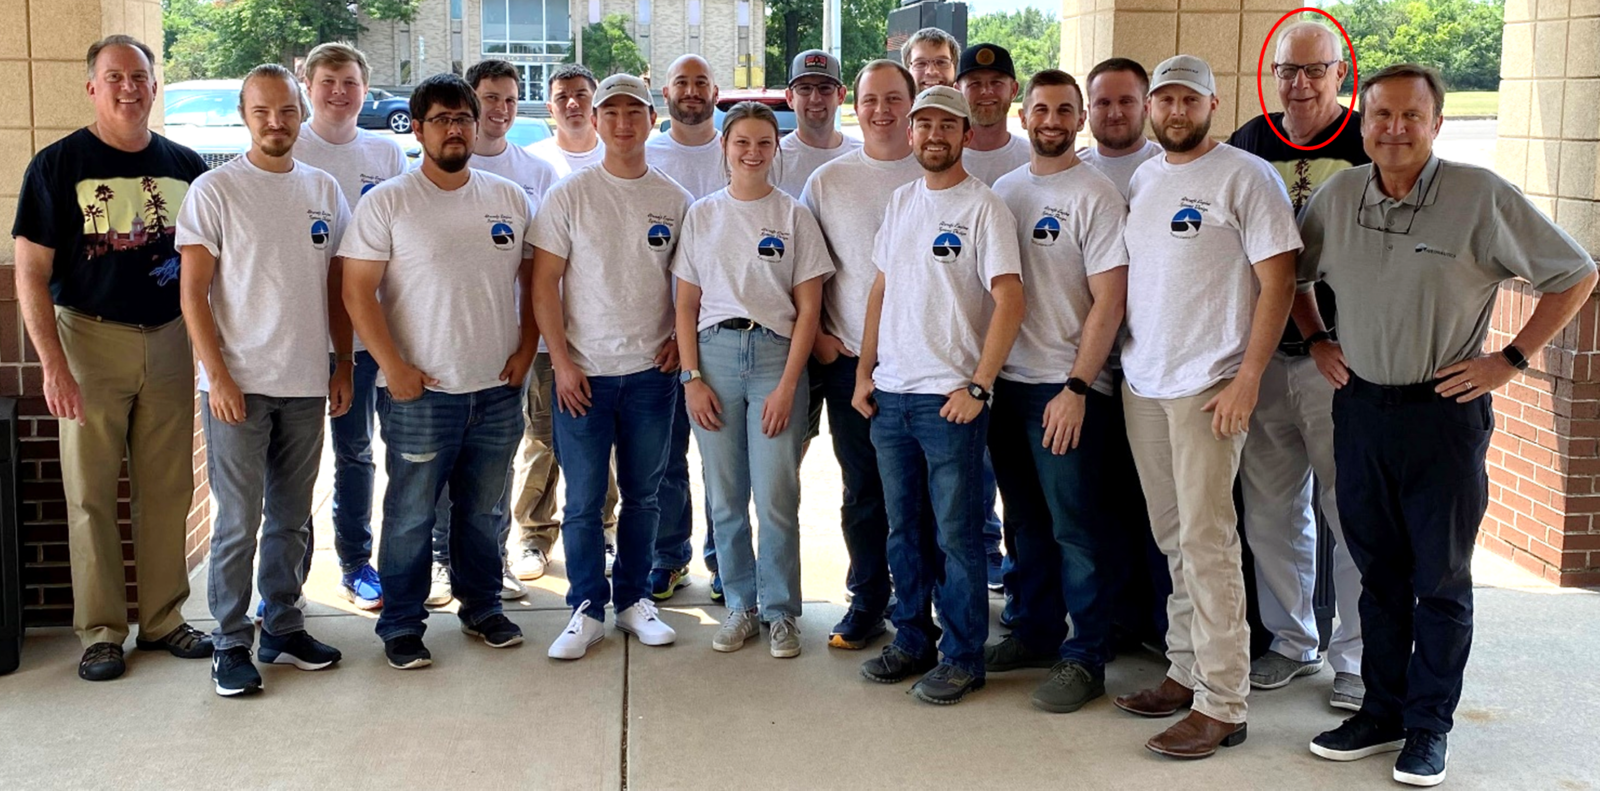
[
  {"left": 594, "top": 73, "right": 654, "bottom": 109},
  {"left": 910, "top": 85, "right": 970, "bottom": 119},
  {"left": 1150, "top": 55, "right": 1217, "bottom": 97}
]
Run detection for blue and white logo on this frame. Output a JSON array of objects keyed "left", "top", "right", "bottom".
[
  {"left": 647, "top": 223, "right": 673, "bottom": 251},
  {"left": 931, "top": 232, "right": 963, "bottom": 264},
  {"left": 1170, "top": 207, "right": 1203, "bottom": 239},
  {"left": 757, "top": 236, "right": 785, "bottom": 262},
  {"left": 491, "top": 222, "right": 515, "bottom": 250},
  {"left": 1032, "top": 216, "right": 1060, "bottom": 247},
  {"left": 310, "top": 219, "right": 330, "bottom": 249},
  {"left": 360, "top": 182, "right": 376, "bottom": 196}
]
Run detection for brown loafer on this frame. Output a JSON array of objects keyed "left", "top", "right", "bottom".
[
  {"left": 1145, "top": 711, "right": 1248, "bottom": 759},
  {"left": 1113, "top": 677, "right": 1194, "bottom": 717}
]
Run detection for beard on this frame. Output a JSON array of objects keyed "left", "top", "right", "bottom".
[
  {"left": 970, "top": 103, "right": 1008, "bottom": 129},
  {"left": 914, "top": 143, "right": 959, "bottom": 173},
  {"left": 429, "top": 139, "right": 471, "bottom": 172},
  {"left": 256, "top": 136, "right": 293, "bottom": 159},
  {"left": 668, "top": 98, "right": 713, "bottom": 127},
  {"left": 1094, "top": 123, "right": 1145, "bottom": 151},
  {"left": 1028, "top": 127, "right": 1076, "bottom": 158},
  {"left": 1153, "top": 116, "right": 1212, "bottom": 153}
]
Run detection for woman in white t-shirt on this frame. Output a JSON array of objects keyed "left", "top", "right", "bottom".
[{"left": 673, "top": 102, "right": 834, "bottom": 658}]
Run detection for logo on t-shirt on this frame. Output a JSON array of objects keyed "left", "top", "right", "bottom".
[
  {"left": 359, "top": 175, "right": 385, "bottom": 196},
  {"left": 646, "top": 215, "right": 677, "bottom": 252},
  {"left": 1032, "top": 216, "right": 1061, "bottom": 247},
  {"left": 757, "top": 228, "right": 789, "bottom": 263},
  {"left": 485, "top": 212, "right": 517, "bottom": 250},
  {"left": 931, "top": 222, "right": 968, "bottom": 264},
  {"left": 310, "top": 220, "right": 331, "bottom": 249},
  {"left": 1170, "top": 206, "right": 1204, "bottom": 239}
]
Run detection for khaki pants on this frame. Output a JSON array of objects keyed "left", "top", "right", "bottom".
[
  {"left": 56, "top": 308, "right": 196, "bottom": 648},
  {"left": 1123, "top": 379, "right": 1250, "bottom": 723},
  {"left": 510, "top": 353, "right": 617, "bottom": 554}
]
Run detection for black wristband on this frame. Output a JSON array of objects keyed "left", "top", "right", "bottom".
[{"left": 1305, "top": 330, "right": 1332, "bottom": 346}]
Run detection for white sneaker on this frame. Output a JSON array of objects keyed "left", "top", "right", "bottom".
[
  {"left": 425, "top": 563, "right": 453, "bottom": 607},
  {"left": 548, "top": 601, "right": 605, "bottom": 660},
  {"left": 615, "top": 600, "right": 676, "bottom": 646},
  {"left": 712, "top": 608, "right": 760, "bottom": 653},
  {"left": 603, "top": 543, "right": 617, "bottom": 578},
  {"left": 511, "top": 547, "right": 548, "bottom": 580},
  {"left": 500, "top": 559, "right": 529, "bottom": 600}
]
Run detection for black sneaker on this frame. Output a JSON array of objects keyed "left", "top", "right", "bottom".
[
  {"left": 1030, "top": 661, "right": 1106, "bottom": 713},
  {"left": 384, "top": 634, "right": 433, "bottom": 669},
  {"left": 135, "top": 623, "right": 214, "bottom": 659},
  {"left": 910, "top": 662, "right": 986, "bottom": 705},
  {"left": 1309, "top": 712, "right": 1406, "bottom": 761},
  {"left": 828, "top": 609, "right": 887, "bottom": 650},
  {"left": 211, "top": 646, "right": 262, "bottom": 697},
  {"left": 77, "top": 642, "right": 125, "bottom": 682},
  {"left": 461, "top": 613, "right": 524, "bottom": 648},
  {"left": 861, "top": 644, "right": 937, "bottom": 684},
  {"left": 1393, "top": 730, "right": 1448, "bottom": 787},
  {"left": 983, "top": 633, "right": 1057, "bottom": 672},
  {"left": 258, "top": 629, "right": 342, "bottom": 670}
]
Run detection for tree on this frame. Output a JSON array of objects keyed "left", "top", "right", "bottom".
[
  {"left": 161, "top": 0, "right": 419, "bottom": 79},
  {"left": 1324, "top": 0, "right": 1504, "bottom": 91},
  {"left": 570, "top": 15, "right": 648, "bottom": 77},
  {"left": 968, "top": 8, "right": 1060, "bottom": 81},
  {"left": 765, "top": 0, "right": 897, "bottom": 90}
]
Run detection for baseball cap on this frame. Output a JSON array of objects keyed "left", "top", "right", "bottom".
[
  {"left": 1149, "top": 54, "right": 1216, "bottom": 97},
  {"left": 909, "top": 85, "right": 970, "bottom": 119},
  {"left": 789, "top": 49, "right": 842, "bottom": 85},
  {"left": 594, "top": 73, "right": 654, "bottom": 108},
  {"left": 956, "top": 43, "right": 1016, "bottom": 81}
]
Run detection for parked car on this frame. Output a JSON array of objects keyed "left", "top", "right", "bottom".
[
  {"left": 357, "top": 88, "right": 412, "bottom": 133},
  {"left": 162, "top": 80, "right": 249, "bottom": 169},
  {"left": 659, "top": 89, "right": 797, "bottom": 136}
]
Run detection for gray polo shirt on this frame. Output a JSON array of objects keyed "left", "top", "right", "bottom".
[{"left": 1298, "top": 155, "right": 1595, "bottom": 386}]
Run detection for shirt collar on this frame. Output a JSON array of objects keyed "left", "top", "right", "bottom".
[{"left": 1364, "top": 155, "right": 1442, "bottom": 208}]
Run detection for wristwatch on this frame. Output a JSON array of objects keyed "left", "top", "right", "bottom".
[
  {"left": 966, "top": 382, "right": 991, "bottom": 401},
  {"left": 1501, "top": 344, "right": 1530, "bottom": 371},
  {"left": 1304, "top": 330, "right": 1332, "bottom": 346},
  {"left": 679, "top": 369, "right": 703, "bottom": 384},
  {"left": 1065, "top": 377, "right": 1090, "bottom": 396}
]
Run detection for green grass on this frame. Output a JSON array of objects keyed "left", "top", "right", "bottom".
[{"left": 1442, "top": 91, "right": 1499, "bottom": 117}]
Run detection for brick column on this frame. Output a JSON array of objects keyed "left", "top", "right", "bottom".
[{"left": 0, "top": 0, "right": 213, "bottom": 626}]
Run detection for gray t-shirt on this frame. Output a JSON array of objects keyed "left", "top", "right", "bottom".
[
  {"left": 873, "top": 176, "right": 1022, "bottom": 396},
  {"left": 646, "top": 131, "right": 726, "bottom": 200},
  {"left": 1123, "top": 143, "right": 1303, "bottom": 399},
  {"left": 801, "top": 149, "right": 924, "bottom": 354},
  {"left": 529, "top": 137, "right": 606, "bottom": 179},
  {"left": 471, "top": 143, "right": 559, "bottom": 212},
  {"left": 775, "top": 132, "right": 862, "bottom": 197},
  {"left": 338, "top": 169, "right": 534, "bottom": 394},
  {"left": 672, "top": 188, "right": 834, "bottom": 338},
  {"left": 1078, "top": 139, "right": 1164, "bottom": 199},
  {"left": 176, "top": 156, "right": 349, "bottom": 397},
  {"left": 993, "top": 161, "right": 1129, "bottom": 394},
  {"left": 531, "top": 164, "right": 692, "bottom": 378},
  {"left": 1299, "top": 156, "right": 1597, "bottom": 386},
  {"left": 962, "top": 134, "right": 1031, "bottom": 187}
]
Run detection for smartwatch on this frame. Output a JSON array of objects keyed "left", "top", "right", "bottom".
[
  {"left": 1304, "top": 330, "right": 1332, "bottom": 346},
  {"left": 1501, "top": 344, "right": 1530, "bottom": 371},
  {"left": 1065, "top": 377, "right": 1090, "bottom": 396},
  {"left": 965, "top": 382, "right": 991, "bottom": 401},
  {"left": 679, "top": 369, "right": 703, "bottom": 384}
]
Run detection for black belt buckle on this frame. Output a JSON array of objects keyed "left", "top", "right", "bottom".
[{"left": 719, "top": 318, "right": 759, "bottom": 332}]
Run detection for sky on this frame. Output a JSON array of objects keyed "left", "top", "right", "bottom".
[{"left": 963, "top": 0, "right": 1056, "bottom": 16}]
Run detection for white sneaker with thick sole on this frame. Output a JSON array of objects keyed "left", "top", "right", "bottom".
[
  {"left": 425, "top": 562, "right": 453, "bottom": 607},
  {"left": 512, "top": 547, "right": 548, "bottom": 581},
  {"left": 616, "top": 600, "right": 676, "bottom": 646},
  {"left": 500, "top": 560, "right": 529, "bottom": 600},
  {"left": 548, "top": 601, "right": 606, "bottom": 660}
]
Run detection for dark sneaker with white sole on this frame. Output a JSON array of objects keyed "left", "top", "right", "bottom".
[
  {"left": 1393, "top": 730, "right": 1448, "bottom": 787},
  {"left": 78, "top": 642, "right": 125, "bottom": 682},
  {"left": 461, "top": 613, "right": 524, "bottom": 648},
  {"left": 861, "top": 644, "right": 937, "bottom": 684},
  {"left": 258, "top": 629, "right": 342, "bottom": 670},
  {"left": 211, "top": 647, "right": 262, "bottom": 697},
  {"left": 136, "top": 623, "right": 214, "bottom": 659},
  {"left": 1249, "top": 650, "right": 1323, "bottom": 689},
  {"left": 1310, "top": 713, "right": 1406, "bottom": 761},
  {"left": 384, "top": 635, "right": 433, "bottom": 669},
  {"left": 910, "top": 663, "right": 986, "bottom": 705}
]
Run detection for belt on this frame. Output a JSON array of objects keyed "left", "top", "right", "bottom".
[
  {"left": 717, "top": 318, "right": 763, "bottom": 331},
  {"left": 61, "top": 306, "right": 178, "bottom": 332},
  {"left": 1344, "top": 375, "right": 1443, "bottom": 405}
]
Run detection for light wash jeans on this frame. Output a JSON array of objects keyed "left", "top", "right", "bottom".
[{"left": 690, "top": 325, "right": 807, "bottom": 621}]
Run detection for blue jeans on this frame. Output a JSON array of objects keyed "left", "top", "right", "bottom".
[
  {"left": 810, "top": 355, "right": 892, "bottom": 617},
  {"left": 691, "top": 326, "right": 807, "bottom": 619},
  {"left": 990, "top": 380, "right": 1117, "bottom": 673},
  {"left": 373, "top": 386, "right": 523, "bottom": 640},
  {"left": 872, "top": 391, "right": 991, "bottom": 677},
  {"left": 651, "top": 399, "right": 716, "bottom": 571},
  {"left": 553, "top": 368, "right": 677, "bottom": 621},
  {"left": 302, "top": 351, "right": 380, "bottom": 577},
  {"left": 204, "top": 394, "right": 325, "bottom": 650}
]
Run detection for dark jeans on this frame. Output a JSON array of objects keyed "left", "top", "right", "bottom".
[
  {"left": 302, "top": 350, "right": 380, "bottom": 577},
  {"left": 990, "top": 380, "right": 1117, "bottom": 672},
  {"left": 651, "top": 400, "right": 717, "bottom": 572},
  {"left": 811, "top": 356, "right": 892, "bottom": 617},
  {"left": 373, "top": 386, "right": 523, "bottom": 641},
  {"left": 1333, "top": 377, "right": 1491, "bottom": 733},
  {"left": 872, "top": 391, "right": 991, "bottom": 677}
]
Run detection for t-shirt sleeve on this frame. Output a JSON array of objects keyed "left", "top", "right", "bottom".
[
  {"left": 978, "top": 198, "right": 1022, "bottom": 291},
  {"left": 790, "top": 205, "right": 835, "bottom": 286},
  {"left": 1083, "top": 184, "right": 1130, "bottom": 276},
  {"left": 668, "top": 207, "right": 700, "bottom": 286},
  {"left": 11, "top": 151, "right": 60, "bottom": 248},
  {"left": 173, "top": 176, "right": 224, "bottom": 257},
  {"left": 1237, "top": 159, "right": 1305, "bottom": 264},
  {"left": 1487, "top": 181, "right": 1597, "bottom": 294},
  {"left": 530, "top": 181, "right": 574, "bottom": 259},
  {"left": 336, "top": 188, "right": 394, "bottom": 261}
]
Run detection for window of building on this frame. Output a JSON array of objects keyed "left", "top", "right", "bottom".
[{"left": 451, "top": 0, "right": 463, "bottom": 19}]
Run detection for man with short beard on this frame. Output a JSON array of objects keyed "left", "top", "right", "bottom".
[
  {"left": 901, "top": 27, "right": 959, "bottom": 91},
  {"left": 530, "top": 64, "right": 606, "bottom": 177},
  {"left": 340, "top": 74, "right": 538, "bottom": 670},
  {"left": 1111, "top": 55, "right": 1301, "bottom": 759},
  {"left": 956, "top": 43, "right": 1030, "bottom": 186},
  {"left": 774, "top": 50, "right": 861, "bottom": 197},
  {"left": 1078, "top": 58, "right": 1164, "bottom": 198}
]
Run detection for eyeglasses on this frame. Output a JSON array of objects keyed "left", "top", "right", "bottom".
[
  {"left": 909, "top": 58, "right": 953, "bottom": 72},
  {"left": 1273, "top": 61, "right": 1339, "bottom": 80},
  {"left": 790, "top": 83, "right": 839, "bottom": 97},
  {"left": 1355, "top": 166, "right": 1440, "bottom": 235},
  {"left": 423, "top": 114, "right": 477, "bottom": 129}
]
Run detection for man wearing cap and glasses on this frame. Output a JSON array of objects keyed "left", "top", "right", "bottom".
[
  {"left": 852, "top": 86, "right": 1025, "bottom": 705},
  {"left": 533, "top": 73, "right": 691, "bottom": 661},
  {"left": 775, "top": 50, "right": 862, "bottom": 197},
  {"left": 956, "top": 43, "right": 1031, "bottom": 187},
  {"left": 1111, "top": 55, "right": 1301, "bottom": 759},
  {"left": 1297, "top": 64, "right": 1595, "bottom": 787}
]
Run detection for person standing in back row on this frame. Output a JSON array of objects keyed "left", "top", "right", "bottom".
[
  {"left": 774, "top": 50, "right": 861, "bottom": 197},
  {"left": 955, "top": 43, "right": 1031, "bottom": 186}
]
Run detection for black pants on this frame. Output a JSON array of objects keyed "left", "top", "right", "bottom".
[{"left": 1332, "top": 376, "right": 1491, "bottom": 733}]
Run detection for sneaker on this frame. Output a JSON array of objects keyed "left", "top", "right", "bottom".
[
  {"left": 1249, "top": 650, "right": 1324, "bottom": 689},
  {"left": 910, "top": 662, "right": 986, "bottom": 705},
  {"left": 339, "top": 564, "right": 383, "bottom": 610},
  {"left": 616, "top": 600, "right": 676, "bottom": 646},
  {"left": 711, "top": 608, "right": 760, "bottom": 653},
  {"left": 511, "top": 547, "right": 548, "bottom": 581},
  {"left": 134, "top": 623, "right": 214, "bottom": 659},
  {"left": 462, "top": 612, "right": 524, "bottom": 648},
  {"left": 501, "top": 560, "right": 529, "bottom": 600},
  {"left": 1309, "top": 712, "right": 1406, "bottom": 761},
  {"left": 769, "top": 615, "right": 801, "bottom": 659},
  {"left": 1330, "top": 671, "right": 1365, "bottom": 711},
  {"left": 986, "top": 553, "right": 1005, "bottom": 592},
  {"left": 253, "top": 596, "right": 308, "bottom": 625},
  {"left": 77, "top": 642, "right": 125, "bottom": 682},
  {"left": 1393, "top": 730, "right": 1448, "bottom": 787},
  {"left": 861, "top": 644, "right": 937, "bottom": 684},
  {"left": 649, "top": 566, "right": 690, "bottom": 601},
  {"left": 384, "top": 635, "right": 432, "bottom": 669},
  {"left": 425, "top": 562, "right": 453, "bottom": 607},
  {"left": 984, "top": 633, "right": 1057, "bottom": 672},
  {"left": 1031, "top": 661, "right": 1105, "bottom": 713},
  {"left": 603, "top": 544, "right": 617, "bottom": 578},
  {"left": 709, "top": 572, "right": 724, "bottom": 603},
  {"left": 549, "top": 602, "right": 607, "bottom": 659},
  {"left": 211, "top": 646, "right": 262, "bottom": 696},
  {"left": 258, "top": 629, "right": 342, "bottom": 670},
  {"left": 828, "top": 609, "right": 887, "bottom": 650}
]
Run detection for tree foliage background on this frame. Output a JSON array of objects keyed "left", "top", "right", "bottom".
[
  {"left": 764, "top": 0, "right": 896, "bottom": 90},
  {"left": 568, "top": 15, "right": 648, "bottom": 77},
  {"left": 162, "top": 0, "right": 418, "bottom": 80},
  {"left": 1323, "top": 0, "right": 1505, "bottom": 91},
  {"left": 968, "top": 9, "right": 1059, "bottom": 79}
]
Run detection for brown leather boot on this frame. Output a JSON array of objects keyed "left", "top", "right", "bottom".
[
  {"left": 1145, "top": 711, "right": 1248, "bottom": 759},
  {"left": 1113, "top": 677, "right": 1194, "bottom": 717}
]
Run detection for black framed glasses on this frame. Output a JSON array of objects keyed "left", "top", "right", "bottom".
[
  {"left": 1355, "top": 166, "right": 1440, "bottom": 235},
  {"left": 1272, "top": 61, "right": 1339, "bottom": 80}
]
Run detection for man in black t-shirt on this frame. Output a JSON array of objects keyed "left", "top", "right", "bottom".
[
  {"left": 10, "top": 35, "right": 212, "bottom": 682},
  {"left": 1225, "top": 21, "right": 1370, "bottom": 710}
]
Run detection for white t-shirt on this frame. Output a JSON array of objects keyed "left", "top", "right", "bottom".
[
  {"left": 338, "top": 169, "right": 534, "bottom": 395},
  {"left": 1122, "top": 143, "right": 1303, "bottom": 399},
  {"left": 471, "top": 142, "right": 559, "bottom": 212},
  {"left": 962, "top": 134, "right": 1031, "bottom": 187},
  {"left": 993, "top": 161, "right": 1129, "bottom": 394},
  {"left": 800, "top": 149, "right": 923, "bottom": 354},
  {"left": 872, "top": 176, "right": 1022, "bottom": 396},
  {"left": 646, "top": 131, "right": 726, "bottom": 200},
  {"left": 529, "top": 137, "right": 606, "bottom": 179},
  {"left": 531, "top": 164, "right": 692, "bottom": 378},
  {"left": 672, "top": 188, "right": 834, "bottom": 338},
  {"left": 1078, "top": 139, "right": 1164, "bottom": 199},
  {"left": 775, "top": 132, "right": 862, "bottom": 197},
  {"left": 175, "top": 157, "right": 349, "bottom": 398}
]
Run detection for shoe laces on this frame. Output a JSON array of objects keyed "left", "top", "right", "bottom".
[
  {"left": 217, "top": 647, "right": 253, "bottom": 670},
  {"left": 722, "top": 609, "right": 756, "bottom": 631},
  {"left": 922, "top": 663, "right": 957, "bottom": 684},
  {"left": 1046, "top": 661, "right": 1091, "bottom": 687},
  {"left": 770, "top": 616, "right": 798, "bottom": 643},
  {"left": 1402, "top": 729, "right": 1444, "bottom": 756},
  {"left": 629, "top": 600, "right": 661, "bottom": 622},
  {"left": 563, "top": 601, "right": 593, "bottom": 635},
  {"left": 82, "top": 643, "right": 121, "bottom": 664},
  {"left": 355, "top": 565, "right": 382, "bottom": 586},
  {"left": 432, "top": 564, "right": 450, "bottom": 583}
]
